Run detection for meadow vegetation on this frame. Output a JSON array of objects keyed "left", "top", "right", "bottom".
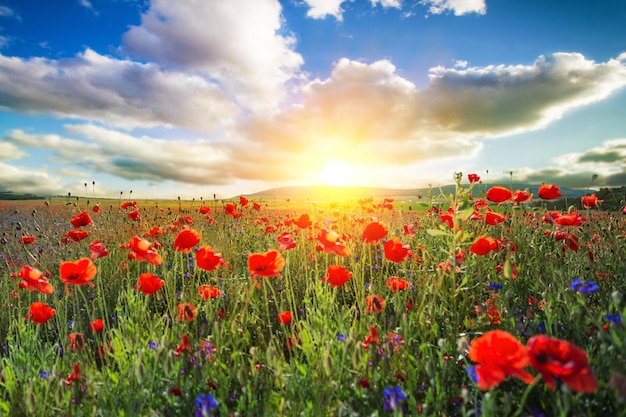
[{"left": 0, "top": 175, "right": 625, "bottom": 416}]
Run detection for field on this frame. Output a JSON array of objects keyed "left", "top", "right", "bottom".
[{"left": 0, "top": 179, "right": 625, "bottom": 416}]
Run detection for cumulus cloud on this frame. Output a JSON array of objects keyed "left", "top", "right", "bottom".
[
  {"left": 420, "top": 0, "right": 486, "bottom": 15},
  {"left": 122, "top": 0, "right": 304, "bottom": 112},
  {"left": 371, "top": 0, "right": 402, "bottom": 9},
  {"left": 301, "top": 0, "right": 346, "bottom": 20},
  {"left": 0, "top": 142, "right": 26, "bottom": 160},
  {"left": 0, "top": 162, "right": 65, "bottom": 194},
  {"left": 0, "top": 50, "right": 238, "bottom": 132}
]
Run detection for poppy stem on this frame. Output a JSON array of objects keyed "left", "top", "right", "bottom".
[{"left": 510, "top": 375, "right": 541, "bottom": 417}]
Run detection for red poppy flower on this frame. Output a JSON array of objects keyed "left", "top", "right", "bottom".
[
  {"left": 127, "top": 236, "right": 163, "bottom": 265},
  {"left": 177, "top": 303, "right": 198, "bottom": 322},
  {"left": 361, "top": 326, "right": 379, "bottom": 349},
  {"left": 468, "top": 173, "right": 481, "bottom": 184},
  {"left": 195, "top": 246, "right": 224, "bottom": 271},
  {"left": 133, "top": 273, "right": 165, "bottom": 296},
  {"left": 64, "top": 364, "right": 82, "bottom": 386},
  {"left": 474, "top": 198, "right": 488, "bottom": 210},
  {"left": 468, "top": 330, "right": 534, "bottom": 390},
  {"left": 441, "top": 212, "right": 454, "bottom": 229},
  {"left": 121, "top": 201, "right": 137, "bottom": 209},
  {"left": 25, "top": 302, "right": 56, "bottom": 325},
  {"left": 278, "top": 232, "right": 296, "bottom": 251},
  {"left": 554, "top": 212, "right": 583, "bottom": 227},
  {"left": 18, "top": 265, "right": 54, "bottom": 294},
  {"left": 173, "top": 335, "right": 192, "bottom": 357},
  {"left": 323, "top": 265, "right": 353, "bottom": 287},
  {"left": 128, "top": 208, "right": 141, "bottom": 221},
  {"left": 64, "top": 229, "right": 90, "bottom": 242},
  {"left": 538, "top": 184, "right": 563, "bottom": 200},
  {"left": 362, "top": 221, "right": 388, "bottom": 244},
  {"left": 89, "top": 240, "right": 109, "bottom": 259},
  {"left": 248, "top": 250, "right": 285, "bottom": 278},
  {"left": 512, "top": 190, "right": 533, "bottom": 204},
  {"left": 199, "top": 206, "right": 212, "bottom": 215},
  {"left": 384, "top": 237, "right": 411, "bottom": 263},
  {"left": 70, "top": 211, "right": 93, "bottom": 228},
  {"left": 198, "top": 284, "right": 221, "bottom": 300},
  {"left": 403, "top": 224, "right": 416, "bottom": 236},
  {"left": 581, "top": 194, "right": 602, "bottom": 209},
  {"left": 294, "top": 213, "right": 313, "bottom": 229},
  {"left": 89, "top": 319, "right": 104, "bottom": 333},
  {"left": 68, "top": 333, "right": 86, "bottom": 350},
  {"left": 316, "top": 229, "right": 351, "bottom": 257},
  {"left": 365, "top": 295, "right": 386, "bottom": 313},
  {"left": 253, "top": 202, "right": 262, "bottom": 211},
  {"left": 470, "top": 236, "right": 500, "bottom": 256},
  {"left": 486, "top": 186, "right": 512, "bottom": 203},
  {"left": 225, "top": 203, "right": 237, "bottom": 217},
  {"left": 527, "top": 335, "right": 597, "bottom": 393},
  {"left": 92, "top": 204, "right": 100, "bottom": 214},
  {"left": 554, "top": 231, "right": 579, "bottom": 251},
  {"left": 239, "top": 196, "right": 249, "bottom": 207},
  {"left": 277, "top": 310, "right": 292, "bottom": 325},
  {"left": 173, "top": 227, "right": 201, "bottom": 252},
  {"left": 59, "top": 258, "right": 97, "bottom": 288},
  {"left": 485, "top": 211, "right": 506, "bottom": 226},
  {"left": 386, "top": 276, "right": 410, "bottom": 292},
  {"left": 21, "top": 235, "right": 36, "bottom": 244}
]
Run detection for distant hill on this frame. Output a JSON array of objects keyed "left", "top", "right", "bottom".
[
  {"left": 0, "top": 191, "right": 43, "bottom": 200},
  {"left": 245, "top": 184, "right": 592, "bottom": 202}
]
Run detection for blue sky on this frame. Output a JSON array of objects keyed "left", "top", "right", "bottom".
[{"left": 1, "top": 0, "right": 626, "bottom": 199}]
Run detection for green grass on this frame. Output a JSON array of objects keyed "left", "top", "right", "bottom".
[{"left": 0, "top": 182, "right": 625, "bottom": 416}]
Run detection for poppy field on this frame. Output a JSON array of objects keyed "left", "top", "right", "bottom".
[{"left": 1, "top": 175, "right": 626, "bottom": 416}]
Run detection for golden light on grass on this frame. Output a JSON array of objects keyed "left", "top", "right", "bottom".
[{"left": 321, "top": 160, "right": 352, "bottom": 186}]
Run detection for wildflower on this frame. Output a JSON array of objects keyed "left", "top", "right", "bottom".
[
  {"left": 512, "top": 189, "right": 533, "bottom": 204},
  {"left": 362, "top": 221, "right": 388, "bottom": 244},
  {"left": 361, "top": 326, "right": 379, "bottom": 349},
  {"left": 365, "top": 295, "right": 386, "bottom": 313},
  {"left": 174, "top": 227, "right": 201, "bottom": 253},
  {"left": 173, "top": 335, "right": 192, "bottom": 357},
  {"left": 388, "top": 332, "right": 404, "bottom": 352},
  {"left": 383, "top": 386, "right": 407, "bottom": 411},
  {"left": 224, "top": 203, "right": 237, "bottom": 217},
  {"left": 468, "top": 330, "right": 534, "bottom": 390},
  {"left": 21, "top": 235, "right": 36, "bottom": 244},
  {"left": 470, "top": 236, "right": 500, "bottom": 256},
  {"left": 128, "top": 208, "right": 141, "bottom": 221},
  {"left": 70, "top": 211, "right": 93, "bottom": 228},
  {"left": 68, "top": 333, "right": 86, "bottom": 350},
  {"left": 538, "top": 184, "right": 563, "bottom": 200},
  {"left": 199, "top": 206, "right": 212, "bottom": 215},
  {"left": 486, "top": 186, "right": 512, "bottom": 203},
  {"left": 89, "top": 319, "right": 104, "bottom": 333},
  {"left": 195, "top": 393, "right": 219, "bottom": 417},
  {"left": 25, "top": 302, "right": 56, "bottom": 325},
  {"left": 554, "top": 231, "right": 579, "bottom": 251},
  {"left": 468, "top": 173, "right": 480, "bottom": 183},
  {"left": 570, "top": 278, "right": 599, "bottom": 294},
  {"left": 316, "top": 229, "right": 350, "bottom": 256},
  {"left": 277, "top": 310, "right": 292, "bottom": 325},
  {"left": 239, "top": 196, "right": 249, "bottom": 207},
  {"left": 89, "top": 240, "right": 109, "bottom": 259},
  {"left": 253, "top": 202, "right": 261, "bottom": 210},
  {"left": 605, "top": 313, "right": 622, "bottom": 324},
  {"left": 403, "top": 224, "right": 416, "bottom": 236},
  {"left": 383, "top": 237, "right": 411, "bottom": 263},
  {"left": 485, "top": 211, "right": 506, "bottom": 226},
  {"left": 323, "top": 265, "right": 352, "bottom": 288},
  {"left": 121, "top": 201, "right": 137, "bottom": 209},
  {"left": 198, "top": 285, "right": 221, "bottom": 300},
  {"left": 386, "top": 276, "right": 410, "bottom": 292},
  {"left": 581, "top": 194, "right": 602, "bottom": 209},
  {"left": 127, "top": 236, "right": 163, "bottom": 265},
  {"left": 59, "top": 258, "right": 97, "bottom": 289},
  {"left": 64, "top": 229, "right": 90, "bottom": 242},
  {"left": 195, "top": 246, "right": 223, "bottom": 271},
  {"left": 277, "top": 231, "right": 297, "bottom": 251},
  {"left": 92, "top": 204, "right": 100, "bottom": 214},
  {"left": 18, "top": 265, "right": 54, "bottom": 294},
  {"left": 294, "top": 213, "right": 313, "bottom": 228},
  {"left": 554, "top": 211, "right": 582, "bottom": 226},
  {"left": 144, "top": 226, "right": 166, "bottom": 239},
  {"left": 134, "top": 273, "right": 165, "bottom": 296},
  {"left": 248, "top": 250, "right": 285, "bottom": 278},
  {"left": 64, "top": 364, "right": 81, "bottom": 386},
  {"left": 177, "top": 303, "right": 198, "bottom": 322},
  {"left": 527, "top": 335, "right": 597, "bottom": 393}
]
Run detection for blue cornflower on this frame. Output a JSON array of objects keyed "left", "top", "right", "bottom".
[
  {"left": 606, "top": 313, "right": 623, "bottom": 324},
  {"left": 383, "top": 385, "right": 406, "bottom": 411},
  {"left": 466, "top": 365, "right": 478, "bottom": 383},
  {"left": 488, "top": 282, "right": 503, "bottom": 291},
  {"left": 570, "top": 278, "right": 599, "bottom": 294},
  {"left": 195, "top": 394, "right": 218, "bottom": 417}
]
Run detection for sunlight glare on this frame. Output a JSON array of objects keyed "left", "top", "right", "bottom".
[{"left": 321, "top": 160, "right": 352, "bottom": 186}]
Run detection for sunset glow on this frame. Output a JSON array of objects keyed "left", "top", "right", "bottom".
[{"left": 321, "top": 160, "right": 352, "bottom": 187}]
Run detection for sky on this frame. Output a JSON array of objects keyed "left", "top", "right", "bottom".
[{"left": 1, "top": 0, "right": 626, "bottom": 200}]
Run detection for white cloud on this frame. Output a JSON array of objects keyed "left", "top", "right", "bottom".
[
  {"left": 420, "top": 0, "right": 486, "bottom": 16},
  {"left": 0, "top": 50, "right": 239, "bottom": 132},
  {"left": 121, "top": 0, "right": 304, "bottom": 112},
  {"left": 371, "top": 0, "right": 402, "bottom": 9},
  {"left": 0, "top": 162, "right": 65, "bottom": 194},
  {"left": 302, "top": 0, "right": 347, "bottom": 20},
  {"left": 0, "top": 142, "right": 26, "bottom": 160}
]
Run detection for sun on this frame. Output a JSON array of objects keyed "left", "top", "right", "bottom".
[{"left": 321, "top": 160, "right": 352, "bottom": 186}]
